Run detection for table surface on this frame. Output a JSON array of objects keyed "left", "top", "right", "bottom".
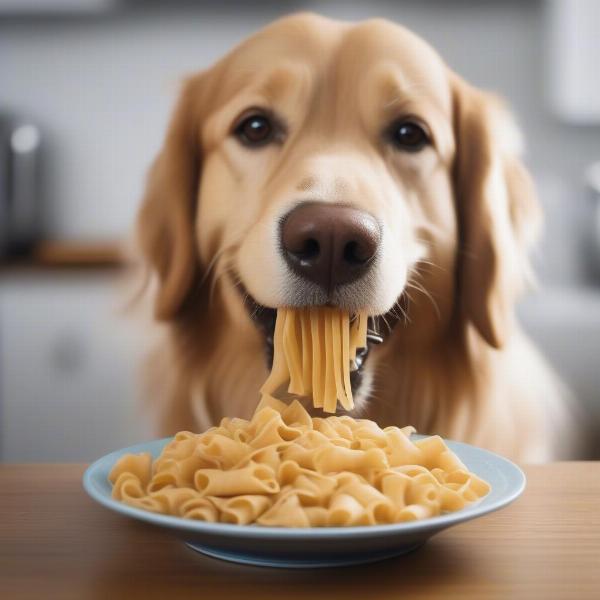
[{"left": 1, "top": 462, "right": 599, "bottom": 600}]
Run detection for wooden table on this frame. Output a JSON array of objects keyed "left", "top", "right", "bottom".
[{"left": 1, "top": 463, "right": 598, "bottom": 599}]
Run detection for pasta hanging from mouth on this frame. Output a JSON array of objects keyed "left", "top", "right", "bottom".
[{"left": 261, "top": 308, "right": 369, "bottom": 412}]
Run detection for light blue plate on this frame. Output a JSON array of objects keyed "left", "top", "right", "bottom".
[{"left": 83, "top": 435, "right": 525, "bottom": 569}]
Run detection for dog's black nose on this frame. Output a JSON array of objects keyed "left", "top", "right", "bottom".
[{"left": 281, "top": 202, "right": 380, "bottom": 291}]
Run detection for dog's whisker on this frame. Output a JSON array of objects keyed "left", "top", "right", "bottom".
[
  {"left": 200, "top": 244, "right": 237, "bottom": 287},
  {"left": 391, "top": 296, "right": 411, "bottom": 326},
  {"left": 414, "top": 258, "right": 446, "bottom": 271},
  {"left": 206, "top": 252, "right": 239, "bottom": 307},
  {"left": 377, "top": 312, "right": 393, "bottom": 336},
  {"left": 405, "top": 278, "right": 442, "bottom": 321},
  {"left": 411, "top": 260, "right": 447, "bottom": 277}
]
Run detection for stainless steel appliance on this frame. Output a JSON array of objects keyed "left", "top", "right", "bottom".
[{"left": 586, "top": 161, "right": 600, "bottom": 280}]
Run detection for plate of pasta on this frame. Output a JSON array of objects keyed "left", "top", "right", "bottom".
[{"left": 83, "top": 397, "right": 526, "bottom": 568}]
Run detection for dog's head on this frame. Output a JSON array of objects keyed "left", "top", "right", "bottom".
[{"left": 137, "top": 13, "right": 540, "bottom": 397}]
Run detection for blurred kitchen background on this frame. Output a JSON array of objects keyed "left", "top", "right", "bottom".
[{"left": 1, "top": 0, "right": 599, "bottom": 462}]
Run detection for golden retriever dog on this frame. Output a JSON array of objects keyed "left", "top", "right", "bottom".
[{"left": 135, "top": 13, "right": 578, "bottom": 462}]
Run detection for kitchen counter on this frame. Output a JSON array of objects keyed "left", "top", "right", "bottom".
[
  {"left": 0, "top": 240, "right": 124, "bottom": 272},
  {"left": 0, "top": 462, "right": 598, "bottom": 599}
]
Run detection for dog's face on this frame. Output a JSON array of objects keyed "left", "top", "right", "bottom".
[
  {"left": 198, "top": 16, "right": 455, "bottom": 319},
  {"left": 138, "top": 14, "right": 540, "bottom": 401}
]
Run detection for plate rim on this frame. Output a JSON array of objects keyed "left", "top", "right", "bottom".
[{"left": 83, "top": 435, "right": 526, "bottom": 539}]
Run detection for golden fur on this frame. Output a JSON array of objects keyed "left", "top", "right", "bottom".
[{"left": 135, "top": 14, "right": 578, "bottom": 462}]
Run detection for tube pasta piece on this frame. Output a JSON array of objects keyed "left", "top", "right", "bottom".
[
  {"left": 149, "top": 487, "right": 200, "bottom": 514},
  {"left": 278, "top": 460, "right": 337, "bottom": 500},
  {"left": 248, "top": 406, "right": 280, "bottom": 431},
  {"left": 257, "top": 493, "right": 310, "bottom": 527},
  {"left": 279, "top": 443, "right": 318, "bottom": 470},
  {"left": 415, "top": 436, "right": 468, "bottom": 472},
  {"left": 148, "top": 456, "right": 210, "bottom": 491},
  {"left": 397, "top": 503, "right": 436, "bottom": 522},
  {"left": 160, "top": 438, "right": 198, "bottom": 461},
  {"left": 334, "top": 471, "right": 367, "bottom": 487},
  {"left": 151, "top": 451, "right": 220, "bottom": 490},
  {"left": 336, "top": 479, "right": 390, "bottom": 508},
  {"left": 147, "top": 472, "right": 178, "bottom": 493},
  {"left": 194, "top": 462, "right": 279, "bottom": 497},
  {"left": 406, "top": 481, "right": 441, "bottom": 512},
  {"left": 109, "top": 452, "right": 152, "bottom": 488},
  {"left": 195, "top": 435, "right": 251, "bottom": 469},
  {"left": 313, "top": 445, "right": 389, "bottom": 475},
  {"left": 254, "top": 394, "right": 289, "bottom": 415},
  {"left": 329, "top": 437, "right": 353, "bottom": 449},
  {"left": 439, "top": 486, "right": 471, "bottom": 512},
  {"left": 326, "top": 417, "right": 354, "bottom": 441},
  {"left": 328, "top": 493, "right": 365, "bottom": 526},
  {"left": 249, "top": 416, "right": 302, "bottom": 448},
  {"left": 281, "top": 399, "right": 313, "bottom": 429},
  {"left": 383, "top": 427, "right": 423, "bottom": 466},
  {"left": 233, "top": 443, "right": 286, "bottom": 472},
  {"left": 352, "top": 438, "right": 379, "bottom": 451},
  {"left": 110, "top": 401, "right": 490, "bottom": 527},
  {"left": 292, "top": 474, "right": 336, "bottom": 506},
  {"left": 248, "top": 406, "right": 302, "bottom": 441},
  {"left": 111, "top": 473, "right": 147, "bottom": 502},
  {"left": 312, "top": 417, "right": 343, "bottom": 439},
  {"left": 123, "top": 495, "right": 166, "bottom": 514},
  {"left": 211, "top": 495, "right": 272, "bottom": 525},
  {"left": 304, "top": 506, "right": 329, "bottom": 527},
  {"left": 443, "top": 469, "right": 490, "bottom": 498},
  {"left": 218, "top": 418, "right": 253, "bottom": 443},
  {"left": 379, "top": 472, "right": 412, "bottom": 508},
  {"left": 392, "top": 464, "right": 434, "bottom": 479},
  {"left": 294, "top": 429, "right": 334, "bottom": 449},
  {"left": 180, "top": 496, "right": 219, "bottom": 522},
  {"left": 365, "top": 499, "right": 397, "bottom": 525},
  {"left": 352, "top": 421, "right": 387, "bottom": 447}
]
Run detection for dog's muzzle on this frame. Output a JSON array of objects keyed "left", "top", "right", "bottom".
[{"left": 235, "top": 202, "right": 398, "bottom": 401}]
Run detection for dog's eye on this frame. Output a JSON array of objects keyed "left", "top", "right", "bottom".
[
  {"left": 389, "top": 120, "right": 430, "bottom": 152},
  {"left": 234, "top": 113, "right": 274, "bottom": 147}
]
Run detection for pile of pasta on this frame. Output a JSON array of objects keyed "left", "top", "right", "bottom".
[
  {"left": 261, "top": 308, "right": 368, "bottom": 412},
  {"left": 110, "top": 397, "right": 490, "bottom": 527}
]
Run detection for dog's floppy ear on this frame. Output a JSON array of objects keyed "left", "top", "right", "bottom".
[
  {"left": 137, "top": 75, "right": 206, "bottom": 320},
  {"left": 452, "top": 75, "right": 541, "bottom": 349}
]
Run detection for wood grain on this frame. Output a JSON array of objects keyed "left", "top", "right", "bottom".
[
  {"left": 33, "top": 240, "right": 124, "bottom": 267},
  {"left": 0, "top": 463, "right": 598, "bottom": 600},
  {"left": 0, "top": 240, "right": 124, "bottom": 271}
]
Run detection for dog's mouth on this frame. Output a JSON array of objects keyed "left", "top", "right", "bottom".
[{"left": 236, "top": 283, "right": 402, "bottom": 397}]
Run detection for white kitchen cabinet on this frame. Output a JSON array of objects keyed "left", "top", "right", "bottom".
[{"left": 0, "top": 270, "right": 153, "bottom": 462}]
